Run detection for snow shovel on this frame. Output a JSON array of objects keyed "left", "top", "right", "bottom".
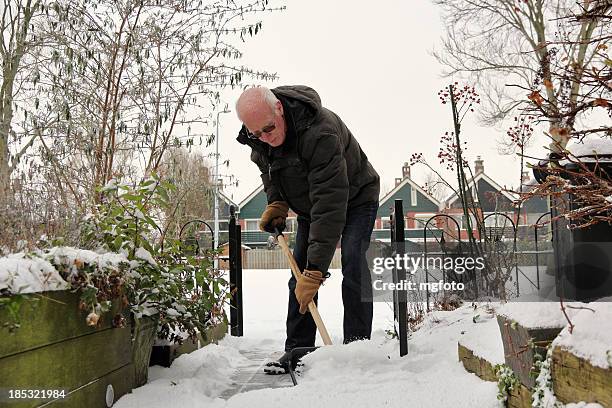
[
  {"left": 274, "top": 229, "right": 332, "bottom": 385},
  {"left": 274, "top": 229, "right": 333, "bottom": 346}
]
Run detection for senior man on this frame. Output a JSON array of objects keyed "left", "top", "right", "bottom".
[{"left": 235, "top": 85, "right": 380, "bottom": 372}]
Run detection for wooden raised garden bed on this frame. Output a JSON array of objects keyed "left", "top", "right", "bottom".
[
  {"left": 0, "top": 291, "right": 134, "bottom": 408},
  {"left": 507, "top": 382, "right": 532, "bottom": 408},
  {"left": 551, "top": 346, "right": 612, "bottom": 407},
  {"left": 457, "top": 342, "right": 497, "bottom": 382},
  {"left": 132, "top": 315, "right": 159, "bottom": 387},
  {"left": 497, "top": 314, "right": 563, "bottom": 389},
  {"left": 150, "top": 320, "right": 228, "bottom": 368}
]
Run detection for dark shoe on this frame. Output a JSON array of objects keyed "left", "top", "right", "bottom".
[
  {"left": 263, "top": 351, "right": 302, "bottom": 375},
  {"left": 263, "top": 360, "right": 289, "bottom": 375}
]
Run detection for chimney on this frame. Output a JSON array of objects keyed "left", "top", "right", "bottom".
[
  {"left": 395, "top": 178, "right": 402, "bottom": 186},
  {"left": 402, "top": 162, "right": 411, "bottom": 179},
  {"left": 474, "top": 156, "right": 484, "bottom": 174}
]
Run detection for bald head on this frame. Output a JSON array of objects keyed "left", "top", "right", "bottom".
[
  {"left": 236, "top": 87, "right": 278, "bottom": 122},
  {"left": 236, "top": 86, "right": 287, "bottom": 147}
]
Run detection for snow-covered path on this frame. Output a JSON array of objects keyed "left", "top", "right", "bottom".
[{"left": 114, "top": 269, "right": 500, "bottom": 408}]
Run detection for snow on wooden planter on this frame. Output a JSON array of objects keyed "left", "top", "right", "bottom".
[
  {"left": 496, "top": 303, "right": 577, "bottom": 389},
  {"left": 0, "top": 290, "right": 134, "bottom": 408},
  {"left": 457, "top": 316, "right": 503, "bottom": 382},
  {"left": 550, "top": 302, "right": 612, "bottom": 406}
]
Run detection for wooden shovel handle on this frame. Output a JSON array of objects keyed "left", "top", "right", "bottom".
[{"left": 275, "top": 232, "right": 333, "bottom": 346}]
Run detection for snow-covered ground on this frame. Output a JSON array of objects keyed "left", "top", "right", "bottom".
[
  {"left": 2, "top": 252, "right": 607, "bottom": 407},
  {"left": 114, "top": 268, "right": 501, "bottom": 408}
]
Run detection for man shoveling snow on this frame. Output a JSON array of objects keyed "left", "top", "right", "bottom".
[{"left": 235, "top": 85, "right": 380, "bottom": 373}]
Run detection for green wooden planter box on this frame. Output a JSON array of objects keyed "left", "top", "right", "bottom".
[
  {"left": 131, "top": 315, "right": 158, "bottom": 387},
  {"left": 0, "top": 291, "right": 134, "bottom": 408},
  {"left": 150, "top": 319, "right": 228, "bottom": 368},
  {"left": 199, "top": 319, "right": 228, "bottom": 347}
]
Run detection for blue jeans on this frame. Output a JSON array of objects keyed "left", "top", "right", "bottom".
[{"left": 285, "top": 201, "right": 378, "bottom": 351}]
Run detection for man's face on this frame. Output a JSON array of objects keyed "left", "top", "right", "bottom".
[{"left": 242, "top": 101, "right": 286, "bottom": 147}]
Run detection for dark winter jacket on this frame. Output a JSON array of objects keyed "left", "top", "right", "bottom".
[{"left": 236, "top": 85, "right": 380, "bottom": 272}]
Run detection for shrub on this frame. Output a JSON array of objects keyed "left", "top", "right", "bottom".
[{"left": 78, "top": 174, "right": 228, "bottom": 342}]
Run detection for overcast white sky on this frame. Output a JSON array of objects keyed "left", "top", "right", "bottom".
[{"left": 212, "top": 0, "right": 550, "bottom": 205}]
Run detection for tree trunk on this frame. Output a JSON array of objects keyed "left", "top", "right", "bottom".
[
  {"left": 0, "top": 146, "right": 10, "bottom": 200},
  {"left": 0, "top": 0, "right": 39, "bottom": 198}
]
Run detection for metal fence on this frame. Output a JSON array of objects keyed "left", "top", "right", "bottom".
[{"left": 402, "top": 208, "right": 552, "bottom": 302}]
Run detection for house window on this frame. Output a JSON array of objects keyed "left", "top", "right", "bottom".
[
  {"left": 461, "top": 214, "right": 478, "bottom": 230},
  {"left": 447, "top": 214, "right": 463, "bottom": 231},
  {"left": 484, "top": 213, "right": 511, "bottom": 228},
  {"left": 381, "top": 216, "right": 391, "bottom": 229},
  {"left": 414, "top": 214, "right": 434, "bottom": 228},
  {"left": 245, "top": 219, "right": 259, "bottom": 231},
  {"left": 411, "top": 188, "right": 418, "bottom": 207}
]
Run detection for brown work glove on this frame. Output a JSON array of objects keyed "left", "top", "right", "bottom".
[
  {"left": 295, "top": 269, "right": 326, "bottom": 314},
  {"left": 259, "top": 201, "right": 289, "bottom": 233}
]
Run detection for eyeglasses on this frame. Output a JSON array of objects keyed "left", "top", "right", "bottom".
[{"left": 245, "top": 123, "right": 276, "bottom": 139}]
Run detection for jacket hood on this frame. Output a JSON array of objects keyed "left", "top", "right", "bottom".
[{"left": 271, "top": 85, "right": 322, "bottom": 115}]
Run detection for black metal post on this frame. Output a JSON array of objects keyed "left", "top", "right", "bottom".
[
  {"left": 235, "top": 222, "right": 243, "bottom": 336},
  {"left": 392, "top": 199, "right": 408, "bottom": 357},
  {"left": 533, "top": 211, "right": 551, "bottom": 291},
  {"left": 390, "top": 212, "right": 398, "bottom": 325},
  {"left": 534, "top": 226, "right": 540, "bottom": 290},
  {"left": 229, "top": 206, "right": 243, "bottom": 336}
]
